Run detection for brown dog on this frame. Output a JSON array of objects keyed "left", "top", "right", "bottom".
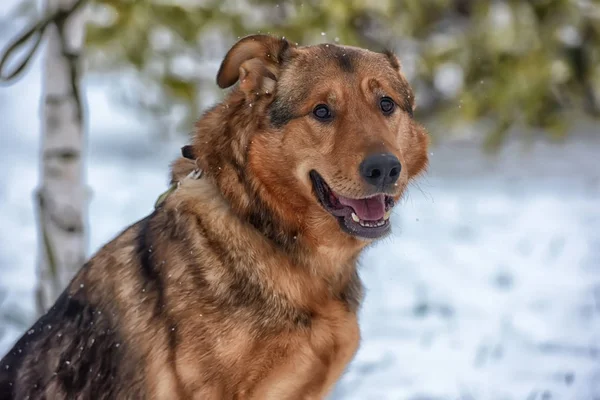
[{"left": 0, "top": 35, "right": 429, "bottom": 399}]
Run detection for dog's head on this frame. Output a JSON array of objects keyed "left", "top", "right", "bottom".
[{"left": 185, "top": 35, "right": 429, "bottom": 252}]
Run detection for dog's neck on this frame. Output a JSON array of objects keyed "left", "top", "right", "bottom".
[
  {"left": 168, "top": 174, "right": 363, "bottom": 311},
  {"left": 184, "top": 93, "right": 304, "bottom": 252}
]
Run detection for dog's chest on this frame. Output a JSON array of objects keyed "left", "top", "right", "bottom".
[
  {"left": 175, "top": 299, "right": 360, "bottom": 399},
  {"left": 240, "top": 299, "right": 360, "bottom": 399}
]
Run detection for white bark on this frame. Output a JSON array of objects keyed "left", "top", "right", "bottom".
[{"left": 36, "top": 0, "right": 88, "bottom": 314}]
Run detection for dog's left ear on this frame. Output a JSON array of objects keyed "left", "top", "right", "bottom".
[{"left": 216, "top": 34, "right": 296, "bottom": 95}]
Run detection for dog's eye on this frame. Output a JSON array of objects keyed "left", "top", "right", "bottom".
[
  {"left": 312, "top": 104, "right": 333, "bottom": 122},
  {"left": 379, "top": 97, "right": 395, "bottom": 115}
]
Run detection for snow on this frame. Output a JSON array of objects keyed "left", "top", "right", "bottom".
[{"left": 1, "top": 4, "right": 600, "bottom": 398}]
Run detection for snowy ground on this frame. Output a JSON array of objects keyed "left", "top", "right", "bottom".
[{"left": 2, "top": 7, "right": 600, "bottom": 400}]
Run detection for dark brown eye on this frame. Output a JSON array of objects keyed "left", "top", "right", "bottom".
[
  {"left": 312, "top": 104, "right": 332, "bottom": 122},
  {"left": 379, "top": 97, "right": 395, "bottom": 115}
]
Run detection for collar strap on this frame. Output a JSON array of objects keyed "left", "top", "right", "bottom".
[
  {"left": 181, "top": 145, "right": 195, "bottom": 160},
  {"left": 154, "top": 146, "right": 203, "bottom": 209}
]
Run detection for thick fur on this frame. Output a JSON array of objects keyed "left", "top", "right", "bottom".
[{"left": 0, "top": 35, "right": 429, "bottom": 400}]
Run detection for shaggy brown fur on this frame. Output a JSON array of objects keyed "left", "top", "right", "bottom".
[{"left": 0, "top": 35, "right": 429, "bottom": 399}]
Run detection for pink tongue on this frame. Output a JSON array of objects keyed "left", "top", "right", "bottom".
[{"left": 339, "top": 195, "right": 385, "bottom": 221}]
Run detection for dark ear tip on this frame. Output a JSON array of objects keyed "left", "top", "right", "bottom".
[
  {"left": 216, "top": 66, "right": 232, "bottom": 88},
  {"left": 181, "top": 145, "right": 196, "bottom": 160},
  {"left": 216, "top": 64, "right": 231, "bottom": 88}
]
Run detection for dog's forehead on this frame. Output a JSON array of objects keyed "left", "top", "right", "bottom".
[
  {"left": 291, "top": 44, "right": 389, "bottom": 75},
  {"left": 276, "top": 43, "right": 410, "bottom": 108}
]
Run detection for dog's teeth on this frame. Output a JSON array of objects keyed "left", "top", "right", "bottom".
[
  {"left": 384, "top": 210, "right": 392, "bottom": 220},
  {"left": 355, "top": 216, "right": 388, "bottom": 228}
]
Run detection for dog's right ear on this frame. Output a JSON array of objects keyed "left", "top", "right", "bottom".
[{"left": 216, "top": 35, "right": 296, "bottom": 95}]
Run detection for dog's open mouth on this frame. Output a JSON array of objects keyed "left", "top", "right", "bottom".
[{"left": 310, "top": 171, "right": 395, "bottom": 239}]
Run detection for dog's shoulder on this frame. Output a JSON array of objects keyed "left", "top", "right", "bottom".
[{"left": 0, "top": 289, "right": 137, "bottom": 399}]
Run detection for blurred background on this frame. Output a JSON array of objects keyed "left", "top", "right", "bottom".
[{"left": 1, "top": 0, "right": 599, "bottom": 398}]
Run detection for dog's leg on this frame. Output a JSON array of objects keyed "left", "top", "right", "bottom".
[{"left": 309, "top": 310, "right": 360, "bottom": 399}]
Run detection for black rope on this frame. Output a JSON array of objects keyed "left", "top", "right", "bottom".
[{"left": 0, "top": 0, "right": 87, "bottom": 84}]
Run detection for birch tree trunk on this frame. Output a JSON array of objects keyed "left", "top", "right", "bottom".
[{"left": 35, "top": 0, "right": 88, "bottom": 314}]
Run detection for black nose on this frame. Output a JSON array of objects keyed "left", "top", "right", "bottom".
[{"left": 359, "top": 153, "right": 401, "bottom": 187}]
